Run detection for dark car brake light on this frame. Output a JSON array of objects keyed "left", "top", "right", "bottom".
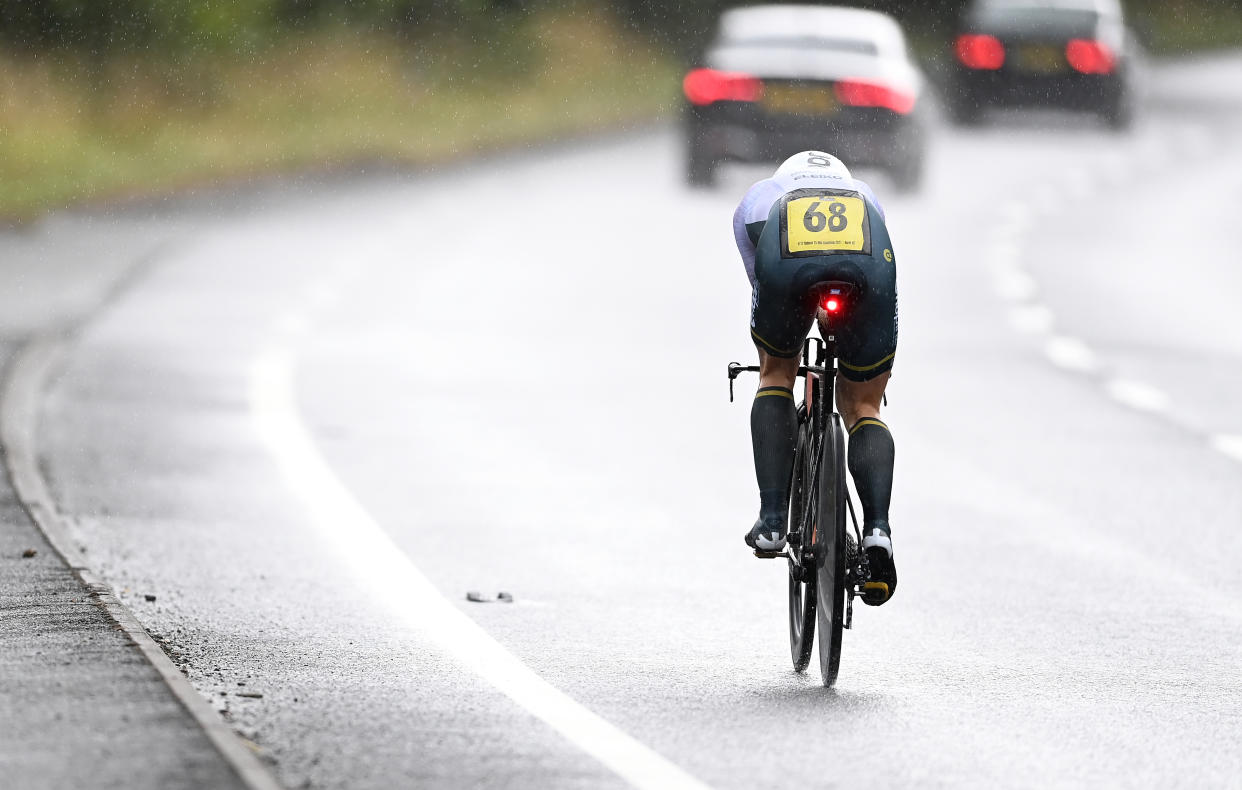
[
  {"left": 1066, "top": 39, "right": 1115, "bottom": 74},
  {"left": 683, "top": 68, "right": 764, "bottom": 105},
  {"left": 955, "top": 34, "right": 1005, "bottom": 70},
  {"left": 834, "top": 79, "right": 916, "bottom": 114}
]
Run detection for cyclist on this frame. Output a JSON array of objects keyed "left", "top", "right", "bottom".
[{"left": 734, "top": 150, "right": 898, "bottom": 605}]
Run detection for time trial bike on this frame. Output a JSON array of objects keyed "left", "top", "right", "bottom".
[{"left": 727, "top": 282, "right": 885, "bottom": 687}]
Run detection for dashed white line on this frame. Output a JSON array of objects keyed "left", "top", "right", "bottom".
[
  {"left": 985, "top": 239, "right": 1021, "bottom": 264},
  {"left": 249, "top": 345, "right": 711, "bottom": 790},
  {"left": 999, "top": 201, "right": 1033, "bottom": 227},
  {"left": 1105, "top": 378, "right": 1171, "bottom": 413},
  {"left": 1044, "top": 335, "right": 1097, "bottom": 372},
  {"left": 1210, "top": 434, "right": 1242, "bottom": 463},
  {"left": 275, "top": 314, "right": 309, "bottom": 335},
  {"left": 994, "top": 268, "right": 1038, "bottom": 302},
  {"left": 1009, "top": 304, "right": 1055, "bottom": 334},
  {"left": 1062, "top": 169, "right": 1094, "bottom": 200}
]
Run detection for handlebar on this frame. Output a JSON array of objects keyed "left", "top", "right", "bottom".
[{"left": 727, "top": 361, "right": 824, "bottom": 402}]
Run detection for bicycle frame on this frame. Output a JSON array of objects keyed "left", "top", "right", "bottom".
[{"left": 726, "top": 305, "right": 868, "bottom": 613}]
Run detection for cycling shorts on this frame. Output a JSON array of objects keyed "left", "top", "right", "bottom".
[{"left": 749, "top": 192, "right": 898, "bottom": 381}]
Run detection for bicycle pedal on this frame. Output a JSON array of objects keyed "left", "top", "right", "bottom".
[{"left": 752, "top": 550, "right": 790, "bottom": 560}]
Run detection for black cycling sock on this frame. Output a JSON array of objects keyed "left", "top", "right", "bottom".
[
  {"left": 751, "top": 386, "right": 797, "bottom": 522},
  {"left": 847, "top": 418, "right": 894, "bottom": 532}
]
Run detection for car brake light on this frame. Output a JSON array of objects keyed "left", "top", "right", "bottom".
[
  {"left": 823, "top": 297, "right": 841, "bottom": 313},
  {"left": 1066, "top": 39, "right": 1115, "bottom": 74},
  {"left": 834, "top": 79, "right": 916, "bottom": 114},
  {"left": 683, "top": 68, "right": 764, "bottom": 105},
  {"left": 955, "top": 34, "right": 1005, "bottom": 70}
]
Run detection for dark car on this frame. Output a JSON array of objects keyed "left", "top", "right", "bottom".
[
  {"left": 682, "top": 5, "right": 928, "bottom": 190},
  {"left": 948, "top": 0, "right": 1141, "bottom": 128}
]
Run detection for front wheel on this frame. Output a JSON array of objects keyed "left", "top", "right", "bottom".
[
  {"left": 813, "top": 414, "right": 848, "bottom": 686},
  {"left": 787, "top": 421, "right": 815, "bottom": 672}
]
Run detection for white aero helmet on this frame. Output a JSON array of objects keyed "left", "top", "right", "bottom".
[{"left": 774, "top": 150, "right": 852, "bottom": 181}]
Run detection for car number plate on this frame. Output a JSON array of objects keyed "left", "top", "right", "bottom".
[
  {"left": 1014, "top": 44, "right": 1067, "bottom": 73},
  {"left": 763, "top": 84, "right": 837, "bottom": 116}
]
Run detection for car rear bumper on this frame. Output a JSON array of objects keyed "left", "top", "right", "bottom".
[
  {"left": 685, "top": 105, "right": 921, "bottom": 168},
  {"left": 952, "top": 69, "right": 1126, "bottom": 110}
]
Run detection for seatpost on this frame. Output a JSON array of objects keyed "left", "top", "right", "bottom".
[{"left": 820, "top": 320, "right": 837, "bottom": 418}]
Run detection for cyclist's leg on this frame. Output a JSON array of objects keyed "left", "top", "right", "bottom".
[
  {"left": 747, "top": 228, "right": 817, "bottom": 549},
  {"left": 750, "top": 349, "right": 800, "bottom": 539},
  {"left": 829, "top": 206, "right": 898, "bottom": 602},
  {"left": 836, "top": 372, "right": 894, "bottom": 534},
  {"left": 830, "top": 204, "right": 897, "bottom": 537}
]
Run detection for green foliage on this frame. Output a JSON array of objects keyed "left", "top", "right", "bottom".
[
  {"left": 0, "top": 0, "right": 531, "bottom": 54},
  {"left": 0, "top": 0, "right": 1234, "bottom": 59}
]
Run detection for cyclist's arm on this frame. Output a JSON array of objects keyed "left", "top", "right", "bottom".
[
  {"left": 733, "top": 179, "right": 783, "bottom": 288},
  {"left": 852, "top": 178, "right": 887, "bottom": 222}
]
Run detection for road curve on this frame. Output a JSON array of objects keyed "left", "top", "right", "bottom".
[{"left": 14, "top": 53, "right": 1242, "bottom": 789}]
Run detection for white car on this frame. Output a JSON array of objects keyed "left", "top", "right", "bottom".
[{"left": 682, "top": 5, "right": 928, "bottom": 189}]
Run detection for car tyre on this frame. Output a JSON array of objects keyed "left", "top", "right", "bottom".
[
  {"left": 947, "top": 87, "right": 984, "bottom": 127},
  {"left": 686, "top": 144, "right": 717, "bottom": 188},
  {"left": 891, "top": 152, "right": 924, "bottom": 194},
  {"left": 1103, "top": 90, "right": 1134, "bottom": 132}
]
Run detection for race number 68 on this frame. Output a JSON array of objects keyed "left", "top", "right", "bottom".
[{"left": 802, "top": 200, "right": 849, "bottom": 233}]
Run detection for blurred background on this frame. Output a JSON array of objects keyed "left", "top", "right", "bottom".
[
  {"left": 4, "top": 3, "right": 1242, "bottom": 789},
  {"left": 2, "top": 0, "right": 1240, "bottom": 219}
]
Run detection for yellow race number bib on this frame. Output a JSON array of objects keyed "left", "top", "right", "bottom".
[{"left": 781, "top": 190, "right": 870, "bottom": 257}]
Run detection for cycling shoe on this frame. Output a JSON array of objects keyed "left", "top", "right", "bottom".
[
  {"left": 745, "top": 515, "right": 787, "bottom": 552},
  {"left": 861, "top": 525, "right": 897, "bottom": 606}
]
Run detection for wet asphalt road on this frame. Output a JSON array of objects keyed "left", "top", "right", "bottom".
[{"left": 16, "top": 53, "right": 1242, "bottom": 788}]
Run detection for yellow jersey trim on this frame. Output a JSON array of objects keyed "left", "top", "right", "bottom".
[
  {"left": 750, "top": 327, "right": 798, "bottom": 357},
  {"left": 849, "top": 418, "right": 889, "bottom": 435},
  {"left": 839, "top": 352, "right": 895, "bottom": 372}
]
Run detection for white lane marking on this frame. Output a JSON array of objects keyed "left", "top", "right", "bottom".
[
  {"left": 985, "top": 240, "right": 1021, "bottom": 267},
  {"left": 1105, "top": 378, "right": 1171, "bottom": 413},
  {"left": 275, "top": 314, "right": 309, "bottom": 336},
  {"left": 999, "top": 201, "right": 1032, "bottom": 227},
  {"left": 994, "top": 268, "right": 1037, "bottom": 302},
  {"left": 1009, "top": 304, "right": 1055, "bottom": 334},
  {"left": 1044, "top": 335, "right": 1097, "bottom": 372},
  {"left": 1210, "top": 434, "right": 1242, "bottom": 463},
  {"left": 1062, "top": 169, "right": 1093, "bottom": 200},
  {"left": 249, "top": 347, "right": 711, "bottom": 790}
]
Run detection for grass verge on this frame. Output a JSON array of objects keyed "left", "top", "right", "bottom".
[{"left": 0, "top": 10, "right": 678, "bottom": 220}]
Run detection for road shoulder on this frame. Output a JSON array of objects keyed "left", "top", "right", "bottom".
[{"left": 0, "top": 222, "right": 278, "bottom": 790}]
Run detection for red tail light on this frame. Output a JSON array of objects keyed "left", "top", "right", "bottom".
[
  {"left": 1066, "top": 39, "right": 1115, "bottom": 74},
  {"left": 834, "top": 79, "right": 916, "bottom": 114},
  {"left": 823, "top": 297, "right": 842, "bottom": 313},
  {"left": 683, "top": 68, "right": 764, "bottom": 105},
  {"left": 955, "top": 34, "right": 1005, "bottom": 70}
]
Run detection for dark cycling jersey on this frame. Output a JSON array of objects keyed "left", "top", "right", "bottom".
[{"left": 733, "top": 152, "right": 898, "bottom": 380}]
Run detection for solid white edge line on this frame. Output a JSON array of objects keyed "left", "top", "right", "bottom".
[
  {"left": 248, "top": 346, "right": 712, "bottom": 790},
  {"left": 2, "top": 336, "right": 285, "bottom": 790}
]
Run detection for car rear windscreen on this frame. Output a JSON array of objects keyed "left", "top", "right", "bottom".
[
  {"left": 971, "top": 8, "right": 1101, "bottom": 37},
  {"left": 717, "top": 36, "right": 879, "bottom": 56}
]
